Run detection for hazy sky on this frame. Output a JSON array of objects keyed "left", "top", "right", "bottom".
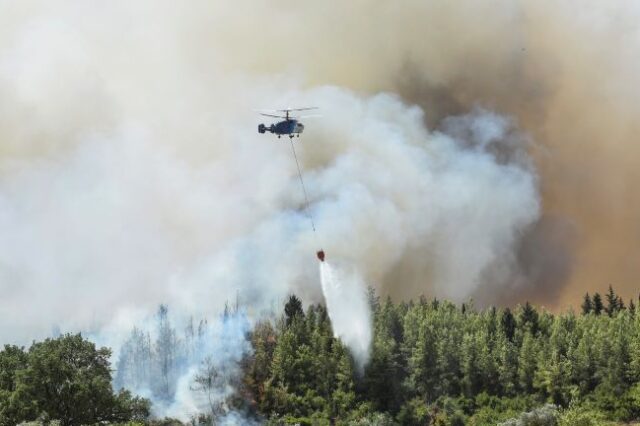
[{"left": 1, "top": 1, "right": 639, "bottom": 343}]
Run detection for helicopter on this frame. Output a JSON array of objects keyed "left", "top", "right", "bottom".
[
  {"left": 258, "top": 107, "right": 318, "bottom": 139},
  {"left": 258, "top": 107, "right": 325, "bottom": 262}
]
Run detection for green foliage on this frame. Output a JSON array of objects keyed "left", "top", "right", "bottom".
[
  {"left": 605, "top": 286, "right": 621, "bottom": 317},
  {"left": 241, "top": 286, "right": 640, "bottom": 425},
  {"left": 0, "top": 344, "right": 28, "bottom": 424},
  {"left": 558, "top": 405, "right": 611, "bottom": 426},
  {"left": 0, "top": 334, "right": 149, "bottom": 426},
  {"left": 501, "top": 308, "right": 517, "bottom": 341},
  {"left": 592, "top": 293, "right": 604, "bottom": 315},
  {"left": 396, "top": 397, "right": 431, "bottom": 425},
  {"left": 582, "top": 293, "right": 593, "bottom": 315},
  {"left": 284, "top": 294, "right": 304, "bottom": 326},
  {"left": 6, "top": 285, "right": 640, "bottom": 425}
]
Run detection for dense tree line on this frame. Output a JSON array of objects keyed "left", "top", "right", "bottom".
[
  {"left": 3, "top": 286, "right": 640, "bottom": 425},
  {"left": 0, "top": 334, "right": 149, "bottom": 426},
  {"left": 242, "top": 287, "right": 640, "bottom": 425}
]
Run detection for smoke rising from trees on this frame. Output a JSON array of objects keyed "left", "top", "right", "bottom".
[
  {"left": 1, "top": 0, "right": 637, "bottom": 418},
  {"left": 0, "top": 2, "right": 543, "bottom": 344}
]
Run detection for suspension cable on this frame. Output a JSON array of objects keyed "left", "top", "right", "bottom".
[{"left": 289, "top": 138, "right": 316, "bottom": 233}]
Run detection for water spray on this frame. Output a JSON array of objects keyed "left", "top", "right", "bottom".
[{"left": 288, "top": 130, "right": 373, "bottom": 366}]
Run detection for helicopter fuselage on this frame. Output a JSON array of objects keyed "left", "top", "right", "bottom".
[{"left": 258, "top": 119, "right": 304, "bottom": 138}]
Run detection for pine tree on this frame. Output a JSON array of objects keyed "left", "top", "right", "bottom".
[
  {"left": 519, "top": 302, "right": 539, "bottom": 335},
  {"left": 246, "top": 320, "right": 277, "bottom": 405},
  {"left": 114, "top": 327, "right": 152, "bottom": 392},
  {"left": 629, "top": 299, "right": 636, "bottom": 316},
  {"left": 581, "top": 293, "right": 593, "bottom": 315},
  {"left": 518, "top": 332, "right": 538, "bottom": 393},
  {"left": 284, "top": 294, "right": 304, "bottom": 326},
  {"left": 331, "top": 343, "right": 356, "bottom": 419},
  {"left": 599, "top": 316, "right": 632, "bottom": 393},
  {"left": 572, "top": 329, "right": 597, "bottom": 395},
  {"left": 184, "top": 316, "right": 195, "bottom": 359},
  {"left": 405, "top": 313, "right": 437, "bottom": 400},
  {"left": 605, "top": 285, "right": 619, "bottom": 316},
  {"left": 500, "top": 308, "right": 516, "bottom": 341},
  {"left": 592, "top": 293, "right": 604, "bottom": 315},
  {"left": 198, "top": 318, "right": 207, "bottom": 338},
  {"left": 478, "top": 330, "right": 500, "bottom": 394},
  {"left": 364, "top": 298, "right": 405, "bottom": 413},
  {"left": 436, "top": 329, "right": 462, "bottom": 398},
  {"left": 461, "top": 334, "right": 482, "bottom": 397},
  {"left": 154, "top": 304, "right": 180, "bottom": 401},
  {"left": 497, "top": 334, "right": 518, "bottom": 396},
  {"left": 193, "top": 356, "right": 227, "bottom": 418},
  {"left": 535, "top": 348, "right": 572, "bottom": 406},
  {"left": 367, "top": 286, "right": 380, "bottom": 313}
]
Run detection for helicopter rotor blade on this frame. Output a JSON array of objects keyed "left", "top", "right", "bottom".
[
  {"left": 277, "top": 107, "right": 318, "bottom": 112},
  {"left": 259, "top": 113, "right": 287, "bottom": 119}
]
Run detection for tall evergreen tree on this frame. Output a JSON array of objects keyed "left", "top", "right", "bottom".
[
  {"left": 605, "top": 285, "right": 619, "bottom": 316},
  {"left": 363, "top": 297, "right": 407, "bottom": 413},
  {"left": 519, "top": 302, "right": 539, "bottom": 335},
  {"left": 114, "top": 327, "right": 152, "bottom": 392},
  {"left": 404, "top": 312, "right": 437, "bottom": 400},
  {"left": 618, "top": 296, "right": 625, "bottom": 311},
  {"left": 154, "top": 304, "right": 180, "bottom": 401},
  {"left": 241, "top": 292, "right": 640, "bottom": 424},
  {"left": 462, "top": 332, "right": 482, "bottom": 396},
  {"left": 581, "top": 293, "right": 593, "bottom": 315},
  {"left": 497, "top": 335, "right": 518, "bottom": 396},
  {"left": 284, "top": 294, "right": 304, "bottom": 326},
  {"left": 518, "top": 332, "right": 538, "bottom": 393},
  {"left": 246, "top": 320, "right": 277, "bottom": 404},
  {"left": 500, "top": 308, "right": 517, "bottom": 341},
  {"left": 593, "top": 292, "right": 604, "bottom": 315}
]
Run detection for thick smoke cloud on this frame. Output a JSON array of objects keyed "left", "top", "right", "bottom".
[
  {"left": 0, "top": 0, "right": 543, "bottom": 348},
  {"left": 1, "top": 0, "right": 636, "bottom": 347},
  {"left": 201, "top": 0, "right": 640, "bottom": 307}
]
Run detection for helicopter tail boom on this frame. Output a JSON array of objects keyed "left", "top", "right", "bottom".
[{"left": 258, "top": 123, "right": 275, "bottom": 134}]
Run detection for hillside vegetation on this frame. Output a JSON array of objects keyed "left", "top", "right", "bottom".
[
  {"left": 1, "top": 286, "right": 639, "bottom": 425},
  {"left": 242, "top": 287, "right": 640, "bottom": 425}
]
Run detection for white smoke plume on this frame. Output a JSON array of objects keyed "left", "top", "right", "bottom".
[
  {"left": 160, "top": 313, "right": 252, "bottom": 422},
  {"left": 111, "top": 308, "right": 254, "bottom": 421},
  {"left": 0, "top": 0, "right": 565, "bottom": 417},
  {"left": 319, "top": 262, "right": 372, "bottom": 372}
]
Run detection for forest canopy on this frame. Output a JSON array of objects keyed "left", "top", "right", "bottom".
[
  {"left": 1, "top": 286, "right": 639, "bottom": 425},
  {"left": 0, "top": 334, "right": 149, "bottom": 426},
  {"left": 241, "top": 287, "right": 640, "bottom": 425}
]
